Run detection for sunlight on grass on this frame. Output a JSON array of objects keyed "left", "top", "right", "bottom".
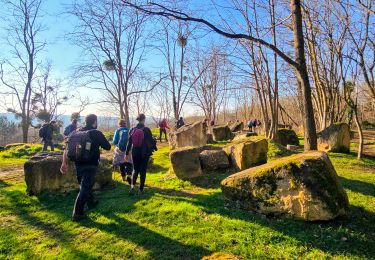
[{"left": 0, "top": 139, "right": 375, "bottom": 259}]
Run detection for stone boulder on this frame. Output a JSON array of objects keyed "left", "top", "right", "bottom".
[
  {"left": 230, "top": 121, "right": 244, "bottom": 132},
  {"left": 199, "top": 150, "right": 230, "bottom": 171},
  {"left": 221, "top": 151, "right": 349, "bottom": 221},
  {"left": 275, "top": 128, "right": 299, "bottom": 146},
  {"left": 223, "top": 137, "right": 268, "bottom": 171},
  {"left": 170, "top": 147, "right": 202, "bottom": 180},
  {"left": 317, "top": 123, "right": 350, "bottom": 153},
  {"left": 233, "top": 131, "right": 258, "bottom": 141},
  {"left": 24, "top": 152, "right": 113, "bottom": 195},
  {"left": 212, "top": 125, "right": 233, "bottom": 141},
  {"left": 169, "top": 121, "right": 207, "bottom": 150}
]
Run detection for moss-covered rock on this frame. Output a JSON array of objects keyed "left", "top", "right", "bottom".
[
  {"left": 199, "top": 150, "right": 230, "bottom": 171},
  {"left": 223, "top": 137, "right": 268, "bottom": 171},
  {"left": 212, "top": 125, "right": 233, "bottom": 141},
  {"left": 233, "top": 131, "right": 258, "bottom": 141},
  {"left": 230, "top": 121, "right": 244, "bottom": 132},
  {"left": 170, "top": 146, "right": 202, "bottom": 180},
  {"left": 275, "top": 128, "right": 299, "bottom": 146},
  {"left": 169, "top": 121, "right": 208, "bottom": 150},
  {"left": 317, "top": 122, "right": 350, "bottom": 153},
  {"left": 24, "top": 152, "right": 112, "bottom": 195},
  {"left": 221, "top": 151, "right": 349, "bottom": 221}
]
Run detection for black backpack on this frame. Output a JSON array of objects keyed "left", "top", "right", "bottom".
[
  {"left": 39, "top": 124, "right": 49, "bottom": 138},
  {"left": 67, "top": 130, "right": 95, "bottom": 163}
]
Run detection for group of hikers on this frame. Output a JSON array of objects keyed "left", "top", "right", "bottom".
[
  {"left": 59, "top": 113, "right": 157, "bottom": 221},
  {"left": 40, "top": 114, "right": 261, "bottom": 222}
]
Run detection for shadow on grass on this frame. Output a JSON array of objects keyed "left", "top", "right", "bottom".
[
  {"left": 2, "top": 177, "right": 375, "bottom": 258},
  {"left": 0, "top": 183, "right": 212, "bottom": 259},
  {"left": 339, "top": 176, "right": 375, "bottom": 197},
  {"left": 0, "top": 180, "right": 10, "bottom": 188},
  {"left": 149, "top": 186, "right": 375, "bottom": 258},
  {"left": 189, "top": 169, "right": 235, "bottom": 188}
]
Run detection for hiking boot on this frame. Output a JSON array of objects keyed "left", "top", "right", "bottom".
[
  {"left": 72, "top": 214, "right": 86, "bottom": 222},
  {"left": 126, "top": 175, "right": 132, "bottom": 185}
]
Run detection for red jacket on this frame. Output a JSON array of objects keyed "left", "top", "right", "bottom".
[{"left": 159, "top": 120, "right": 169, "bottom": 129}]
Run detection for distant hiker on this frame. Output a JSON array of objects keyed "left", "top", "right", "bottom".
[
  {"left": 158, "top": 118, "right": 169, "bottom": 142},
  {"left": 126, "top": 114, "right": 157, "bottom": 194},
  {"left": 176, "top": 117, "right": 185, "bottom": 129},
  {"left": 247, "top": 119, "right": 254, "bottom": 131},
  {"left": 64, "top": 119, "right": 78, "bottom": 137},
  {"left": 60, "top": 114, "right": 111, "bottom": 222},
  {"left": 39, "top": 120, "right": 56, "bottom": 151},
  {"left": 112, "top": 119, "right": 132, "bottom": 184}
]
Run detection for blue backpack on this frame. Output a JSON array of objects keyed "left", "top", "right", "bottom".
[{"left": 118, "top": 128, "right": 129, "bottom": 152}]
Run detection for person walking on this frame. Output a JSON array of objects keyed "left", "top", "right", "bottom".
[
  {"left": 60, "top": 114, "right": 111, "bottom": 222},
  {"left": 40, "top": 120, "right": 56, "bottom": 151},
  {"left": 64, "top": 119, "right": 78, "bottom": 137},
  {"left": 158, "top": 118, "right": 169, "bottom": 142},
  {"left": 176, "top": 117, "right": 185, "bottom": 129},
  {"left": 112, "top": 119, "right": 132, "bottom": 184},
  {"left": 126, "top": 114, "right": 157, "bottom": 194}
]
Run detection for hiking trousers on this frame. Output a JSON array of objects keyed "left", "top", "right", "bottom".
[
  {"left": 131, "top": 148, "right": 150, "bottom": 191},
  {"left": 43, "top": 140, "right": 54, "bottom": 151},
  {"left": 73, "top": 165, "right": 97, "bottom": 216},
  {"left": 159, "top": 128, "right": 167, "bottom": 142}
]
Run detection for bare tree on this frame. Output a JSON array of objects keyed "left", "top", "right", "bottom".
[
  {"left": 188, "top": 46, "right": 231, "bottom": 124},
  {"left": 121, "top": 0, "right": 318, "bottom": 150},
  {"left": 68, "top": 0, "right": 162, "bottom": 126},
  {"left": 0, "top": 0, "right": 45, "bottom": 142},
  {"left": 33, "top": 62, "right": 68, "bottom": 123}
]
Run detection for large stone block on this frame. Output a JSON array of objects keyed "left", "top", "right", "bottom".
[
  {"left": 318, "top": 123, "right": 350, "bottom": 153},
  {"left": 275, "top": 128, "right": 299, "bottom": 146},
  {"left": 170, "top": 147, "right": 202, "bottom": 180},
  {"left": 223, "top": 137, "right": 268, "bottom": 171},
  {"left": 199, "top": 150, "right": 230, "bottom": 171},
  {"left": 169, "top": 121, "right": 207, "bottom": 150},
  {"left": 24, "top": 152, "right": 113, "bottom": 195},
  {"left": 221, "top": 151, "right": 349, "bottom": 221},
  {"left": 212, "top": 125, "right": 233, "bottom": 141},
  {"left": 230, "top": 121, "right": 244, "bottom": 132}
]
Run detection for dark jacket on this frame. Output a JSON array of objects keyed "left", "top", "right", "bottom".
[
  {"left": 43, "top": 124, "right": 54, "bottom": 141},
  {"left": 75, "top": 125, "right": 111, "bottom": 166},
  {"left": 125, "top": 123, "right": 157, "bottom": 156},
  {"left": 176, "top": 119, "right": 185, "bottom": 129}
]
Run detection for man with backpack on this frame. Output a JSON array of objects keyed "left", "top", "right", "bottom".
[
  {"left": 126, "top": 114, "right": 157, "bottom": 194},
  {"left": 39, "top": 120, "right": 56, "bottom": 151},
  {"left": 158, "top": 118, "right": 169, "bottom": 142},
  {"left": 112, "top": 119, "right": 132, "bottom": 184},
  {"left": 176, "top": 117, "right": 185, "bottom": 129},
  {"left": 60, "top": 114, "right": 111, "bottom": 222},
  {"left": 64, "top": 119, "right": 78, "bottom": 137}
]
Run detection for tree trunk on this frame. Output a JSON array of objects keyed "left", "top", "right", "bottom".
[
  {"left": 291, "top": 0, "right": 317, "bottom": 150},
  {"left": 353, "top": 108, "right": 363, "bottom": 159}
]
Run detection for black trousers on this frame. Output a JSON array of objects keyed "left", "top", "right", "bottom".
[
  {"left": 119, "top": 162, "right": 133, "bottom": 177},
  {"left": 43, "top": 139, "right": 54, "bottom": 151},
  {"left": 73, "top": 165, "right": 97, "bottom": 216},
  {"left": 132, "top": 148, "right": 150, "bottom": 191},
  {"left": 159, "top": 128, "right": 167, "bottom": 141}
]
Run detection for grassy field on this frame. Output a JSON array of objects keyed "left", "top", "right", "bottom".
[{"left": 0, "top": 142, "right": 375, "bottom": 259}]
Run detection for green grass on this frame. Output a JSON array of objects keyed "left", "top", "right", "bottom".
[
  {"left": 0, "top": 144, "right": 43, "bottom": 170},
  {"left": 0, "top": 143, "right": 375, "bottom": 259}
]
